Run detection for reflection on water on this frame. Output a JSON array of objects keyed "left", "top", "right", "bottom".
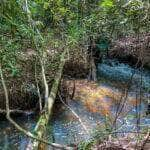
[
  {"left": 0, "top": 59, "right": 149, "bottom": 148},
  {"left": 0, "top": 115, "right": 37, "bottom": 150}
]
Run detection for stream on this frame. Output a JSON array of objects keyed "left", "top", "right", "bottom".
[{"left": 0, "top": 59, "right": 150, "bottom": 149}]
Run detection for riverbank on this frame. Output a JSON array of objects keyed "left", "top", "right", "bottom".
[
  {"left": 1, "top": 32, "right": 149, "bottom": 112},
  {"left": 109, "top": 33, "right": 150, "bottom": 68}
]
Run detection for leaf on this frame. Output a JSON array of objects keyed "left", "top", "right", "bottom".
[
  {"left": 43, "top": 2, "right": 49, "bottom": 10},
  {"left": 101, "top": 0, "right": 114, "bottom": 8}
]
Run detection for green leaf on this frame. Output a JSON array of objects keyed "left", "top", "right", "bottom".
[
  {"left": 43, "top": 2, "right": 49, "bottom": 10},
  {"left": 101, "top": 0, "right": 114, "bottom": 8}
]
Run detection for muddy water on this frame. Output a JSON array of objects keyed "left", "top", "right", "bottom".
[{"left": 0, "top": 59, "right": 150, "bottom": 149}]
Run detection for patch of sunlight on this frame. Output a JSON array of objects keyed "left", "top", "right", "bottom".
[{"left": 65, "top": 80, "right": 139, "bottom": 118}]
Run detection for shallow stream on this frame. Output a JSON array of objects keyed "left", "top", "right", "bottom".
[{"left": 0, "top": 59, "right": 149, "bottom": 149}]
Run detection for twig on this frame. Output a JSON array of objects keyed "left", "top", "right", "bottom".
[
  {"left": 112, "top": 72, "right": 135, "bottom": 129},
  {"left": 58, "top": 92, "right": 90, "bottom": 135}
]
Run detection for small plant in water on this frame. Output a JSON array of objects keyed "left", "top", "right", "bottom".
[
  {"left": 92, "top": 123, "right": 112, "bottom": 143},
  {"left": 78, "top": 140, "right": 95, "bottom": 150},
  {"left": 78, "top": 118, "right": 113, "bottom": 150}
]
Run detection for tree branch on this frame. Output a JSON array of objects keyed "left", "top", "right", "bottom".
[{"left": 58, "top": 92, "right": 90, "bottom": 134}]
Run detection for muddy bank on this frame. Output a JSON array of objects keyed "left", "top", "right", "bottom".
[{"left": 109, "top": 33, "right": 150, "bottom": 67}]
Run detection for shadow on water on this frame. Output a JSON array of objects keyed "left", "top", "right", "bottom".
[
  {"left": 0, "top": 59, "right": 149, "bottom": 149},
  {"left": 0, "top": 114, "right": 37, "bottom": 150}
]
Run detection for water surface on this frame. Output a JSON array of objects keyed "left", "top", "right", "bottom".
[{"left": 0, "top": 59, "right": 150, "bottom": 149}]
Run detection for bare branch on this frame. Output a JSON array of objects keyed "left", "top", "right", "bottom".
[{"left": 58, "top": 92, "right": 90, "bottom": 135}]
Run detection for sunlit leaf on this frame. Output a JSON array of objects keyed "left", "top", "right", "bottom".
[{"left": 101, "top": 0, "right": 114, "bottom": 8}]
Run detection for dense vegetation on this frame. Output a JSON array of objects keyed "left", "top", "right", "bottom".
[
  {"left": 1, "top": 0, "right": 149, "bottom": 70},
  {"left": 0, "top": 0, "right": 149, "bottom": 150}
]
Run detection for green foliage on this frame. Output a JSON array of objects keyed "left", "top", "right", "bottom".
[
  {"left": 92, "top": 122, "right": 112, "bottom": 142},
  {"left": 0, "top": 36, "right": 21, "bottom": 77},
  {"left": 0, "top": 0, "right": 149, "bottom": 148},
  {"left": 0, "top": 0, "right": 149, "bottom": 86},
  {"left": 67, "top": 23, "right": 85, "bottom": 45},
  {"left": 101, "top": 0, "right": 114, "bottom": 8},
  {"left": 78, "top": 140, "right": 95, "bottom": 150}
]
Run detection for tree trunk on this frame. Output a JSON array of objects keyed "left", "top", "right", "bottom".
[
  {"left": 88, "top": 56, "right": 97, "bottom": 81},
  {"left": 26, "top": 50, "right": 66, "bottom": 150}
]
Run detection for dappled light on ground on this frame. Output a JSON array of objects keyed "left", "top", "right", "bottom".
[{"left": 66, "top": 79, "right": 139, "bottom": 118}]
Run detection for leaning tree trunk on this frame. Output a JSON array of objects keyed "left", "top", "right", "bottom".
[{"left": 26, "top": 50, "right": 67, "bottom": 150}]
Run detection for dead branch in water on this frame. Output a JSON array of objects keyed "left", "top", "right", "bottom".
[{"left": 58, "top": 92, "right": 90, "bottom": 134}]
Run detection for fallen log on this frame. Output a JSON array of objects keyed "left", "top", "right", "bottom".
[{"left": 26, "top": 50, "right": 67, "bottom": 150}]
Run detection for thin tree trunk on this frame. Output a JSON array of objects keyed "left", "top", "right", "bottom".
[
  {"left": 88, "top": 56, "right": 97, "bottom": 81},
  {"left": 26, "top": 50, "right": 67, "bottom": 150}
]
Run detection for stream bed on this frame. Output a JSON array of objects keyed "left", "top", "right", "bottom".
[{"left": 0, "top": 59, "right": 150, "bottom": 149}]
